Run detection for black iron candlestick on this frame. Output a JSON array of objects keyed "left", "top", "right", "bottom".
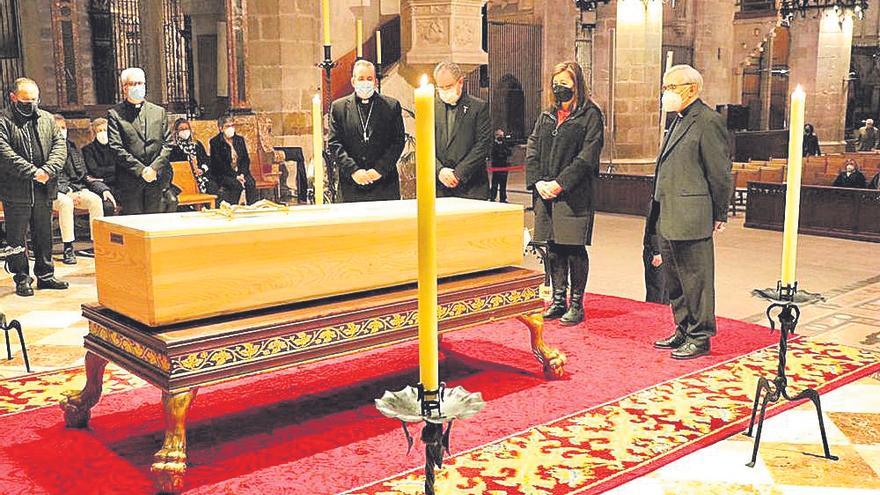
[
  {"left": 376, "top": 62, "right": 383, "bottom": 94},
  {"left": 376, "top": 383, "right": 484, "bottom": 495},
  {"left": 316, "top": 44, "right": 338, "bottom": 204},
  {"left": 744, "top": 281, "right": 836, "bottom": 467}
]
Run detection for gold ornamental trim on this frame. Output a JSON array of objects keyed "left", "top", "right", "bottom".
[
  {"left": 170, "top": 285, "right": 541, "bottom": 376},
  {"left": 89, "top": 322, "right": 172, "bottom": 372}
]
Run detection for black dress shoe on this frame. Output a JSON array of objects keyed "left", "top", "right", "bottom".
[
  {"left": 36, "top": 277, "right": 69, "bottom": 290},
  {"left": 671, "top": 341, "right": 710, "bottom": 360},
  {"left": 654, "top": 331, "right": 686, "bottom": 349},
  {"left": 62, "top": 246, "right": 77, "bottom": 265},
  {"left": 15, "top": 278, "right": 34, "bottom": 297}
]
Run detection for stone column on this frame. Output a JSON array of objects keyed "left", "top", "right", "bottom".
[
  {"left": 19, "top": 0, "right": 57, "bottom": 107},
  {"left": 788, "top": 10, "right": 854, "bottom": 153},
  {"left": 593, "top": 0, "right": 663, "bottom": 171},
  {"left": 759, "top": 33, "right": 773, "bottom": 130},
  {"left": 140, "top": 0, "right": 168, "bottom": 105},
  {"left": 50, "top": 0, "right": 84, "bottom": 111},
  {"left": 226, "top": 0, "right": 251, "bottom": 112},
  {"left": 399, "top": 0, "right": 488, "bottom": 84}
]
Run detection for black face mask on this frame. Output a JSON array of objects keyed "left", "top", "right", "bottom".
[
  {"left": 552, "top": 85, "right": 574, "bottom": 104},
  {"left": 13, "top": 100, "right": 37, "bottom": 118}
]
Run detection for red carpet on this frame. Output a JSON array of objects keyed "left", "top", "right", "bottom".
[{"left": 0, "top": 294, "right": 802, "bottom": 494}]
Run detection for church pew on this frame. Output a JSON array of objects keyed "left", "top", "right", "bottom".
[{"left": 745, "top": 182, "right": 880, "bottom": 243}]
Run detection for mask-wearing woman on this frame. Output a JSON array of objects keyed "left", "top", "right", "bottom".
[
  {"left": 803, "top": 123, "right": 821, "bottom": 157},
  {"left": 169, "top": 118, "right": 218, "bottom": 205},
  {"left": 525, "top": 61, "right": 605, "bottom": 326}
]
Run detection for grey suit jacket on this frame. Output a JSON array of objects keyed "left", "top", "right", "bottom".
[
  {"left": 434, "top": 94, "right": 491, "bottom": 200},
  {"left": 648, "top": 100, "right": 732, "bottom": 241}
]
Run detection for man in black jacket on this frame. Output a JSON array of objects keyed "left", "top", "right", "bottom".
[
  {"left": 0, "top": 78, "right": 69, "bottom": 296},
  {"left": 51, "top": 114, "right": 106, "bottom": 265},
  {"left": 489, "top": 129, "right": 512, "bottom": 202},
  {"left": 82, "top": 117, "right": 119, "bottom": 215},
  {"left": 328, "top": 60, "right": 405, "bottom": 202},
  {"left": 107, "top": 67, "right": 172, "bottom": 215},
  {"left": 209, "top": 115, "right": 258, "bottom": 205},
  {"left": 648, "top": 65, "right": 733, "bottom": 360},
  {"left": 433, "top": 61, "right": 492, "bottom": 200}
]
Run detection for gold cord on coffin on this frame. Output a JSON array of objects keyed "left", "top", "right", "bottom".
[{"left": 199, "top": 199, "right": 295, "bottom": 219}]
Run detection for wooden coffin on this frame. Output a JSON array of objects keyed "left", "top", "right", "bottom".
[{"left": 93, "top": 198, "right": 524, "bottom": 326}]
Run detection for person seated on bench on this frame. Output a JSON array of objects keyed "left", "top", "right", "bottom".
[
  {"left": 52, "top": 114, "right": 105, "bottom": 265},
  {"left": 169, "top": 118, "right": 218, "bottom": 206},
  {"left": 82, "top": 118, "right": 120, "bottom": 216},
  {"left": 869, "top": 170, "right": 880, "bottom": 190},
  {"left": 832, "top": 159, "right": 867, "bottom": 189},
  {"left": 209, "top": 115, "right": 258, "bottom": 205}
]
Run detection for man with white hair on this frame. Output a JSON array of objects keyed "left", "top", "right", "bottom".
[
  {"left": 856, "top": 118, "right": 878, "bottom": 151},
  {"left": 107, "top": 67, "right": 172, "bottom": 214},
  {"left": 328, "top": 60, "right": 405, "bottom": 202},
  {"left": 647, "top": 64, "right": 732, "bottom": 360},
  {"left": 433, "top": 61, "right": 491, "bottom": 200}
]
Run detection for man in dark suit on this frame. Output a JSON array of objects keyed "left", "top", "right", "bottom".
[
  {"left": 209, "top": 115, "right": 258, "bottom": 205},
  {"left": 328, "top": 60, "right": 406, "bottom": 202},
  {"left": 648, "top": 65, "right": 733, "bottom": 360},
  {"left": 433, "top": 61, "right": 492, "bottom": 200},
  {"left": 0, "top": 78, "right": 69, "bottom": 296},
  {"left": 107, "top": 67, "right": 172, "bottom": 215}
]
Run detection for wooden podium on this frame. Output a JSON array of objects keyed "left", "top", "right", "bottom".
[{"left": 60, "top": 267, "right": 565, "bottom": 494}]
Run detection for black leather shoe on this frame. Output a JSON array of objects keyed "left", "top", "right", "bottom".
[
  {"left": 654, "top": 330, "right": 686, "bottom": 349},
  {"left": 15, "top": 278, "right": 34, "bottom": 297},
  {"left": 543, "top": 289, "right": 568, "bottom": 319},
  {"left": 671, "top": 341, "right": 710, "bottom": 360},
  {"left": 560, "top": 291, "right": 585, "bottom": 326},
  {"left": 62, "top": 246, "right": 77, "bottom": 265},
  {"left": 36, "top": 277, "right": 69, "bottom": 290}
]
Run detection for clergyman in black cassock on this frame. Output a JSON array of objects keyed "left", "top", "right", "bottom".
[{"left": 328, "top": 60, "right": 405, "bottom": 203}]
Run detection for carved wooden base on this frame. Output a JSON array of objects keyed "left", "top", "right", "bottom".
[
  {"left": 151, "top": 389, "right": 198, "bottom": 494},
  {"left": 60, "top": 352, "right": 108, "bottom": 428},
  {"left": 517, "top": 313, "right": 567, "bottom": 379}
]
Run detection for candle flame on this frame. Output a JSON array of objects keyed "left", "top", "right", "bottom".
[
  {"left": 313, "top": 93, "right": 321, "bottom": 104},
  {"left": 793, "top": 84, "right": 805, "bottom": 97},
  {"left": 420, "top": 75, "right": 428, "bottom": 88}
]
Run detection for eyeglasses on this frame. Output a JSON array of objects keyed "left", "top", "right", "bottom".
[{"left": 661, "top": 82, "right": 696, "bottom": 92}]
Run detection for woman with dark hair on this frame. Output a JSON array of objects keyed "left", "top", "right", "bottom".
[
  {"left": 803, "top": 123, "right": 821, "bottom": 156},
  {"left": 525, "top": 61, "right": 604, "bottom": 326},
  {"left": 169, "top": 118, "right": 218, "bottom": 203}
]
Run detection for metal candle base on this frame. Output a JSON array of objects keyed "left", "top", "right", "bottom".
[
  {"left": 744, "top": 281, "right": 836, "bottom": 467},
  {"left": 376, "top": 383, "right": 485, "bottom": 495}
]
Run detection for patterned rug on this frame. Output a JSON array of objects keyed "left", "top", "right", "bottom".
[{"left": 344, "top": 340, "right": 880, "bottom": 495}]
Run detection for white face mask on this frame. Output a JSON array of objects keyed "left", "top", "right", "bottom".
[
  {"left": 224, "top": 127, "right": 235, "bottom": 139},
  {"left": 354, "top": 81, "right": 375, "bottom": 100},
  {"left": 438, "top": 88, "right": 461, "bottom": 106},
  {"left": 96, "top": 131, "right": 108, "bottom": 145},
  {"left": 178, "top": 129, "right": 192, "bottom": 141},
  {"left": 661, "top": 91, "right": 683, "bottom": 113}
]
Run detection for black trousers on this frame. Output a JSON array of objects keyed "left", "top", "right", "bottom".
[
  {"left": 4, "top": 199, "right": 54, "bottom": 283},
  {"left": 642, "top": 245, "right": 669, "bottom": 304},
  {"left": 659, "top": 236, "right": 717, "bottom": 342},
  {"left": 119, "top": 183, "right": 164, "bottom": 215},
  {"left": 490, "top": 171, "right": 508, "bottom": 202},
  {"left": 218, "top": 176, "right": 259, "bottom": 205}
]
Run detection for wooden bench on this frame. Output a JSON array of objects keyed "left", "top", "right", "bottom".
[
  {"left": 170, "top": 161, "right": 217, "bottom": 210},
  {"left": 60, "top": 266, "right": 564, "bottom": 494}
]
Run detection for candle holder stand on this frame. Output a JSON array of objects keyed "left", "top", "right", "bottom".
[
  {"left": 743, "top": 281, "right": 835, "bottom": 467},
  {"left": 375, "top": 382, "right": 485, "bottom": 495},
  {"left": 316, "top": 45, "right": 338, "bottom": 204},
  {"left": 376, "top": 63, "right": 383, "bottom": 94}
]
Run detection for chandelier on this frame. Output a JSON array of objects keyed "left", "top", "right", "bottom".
[{"left": 779, "top": 0, "right": 870, "bottom": 26}]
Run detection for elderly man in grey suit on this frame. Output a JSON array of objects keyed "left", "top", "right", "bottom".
[
  {"left": 647, "top": 65, "right": 733, "bottom": 360},
  {"left": 433, "top": 61, "right": 492, "bottom": 200}
]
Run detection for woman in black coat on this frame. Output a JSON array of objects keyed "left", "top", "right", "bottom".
[
  {"left": 803, "top": 123, "right": 821, "bottom": 157},
  {"left": 169, "top": 118, "right": 219, "bottom": 203},
  {"left": 526, "top": 61, "right": 604, "bottom": 326}
]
